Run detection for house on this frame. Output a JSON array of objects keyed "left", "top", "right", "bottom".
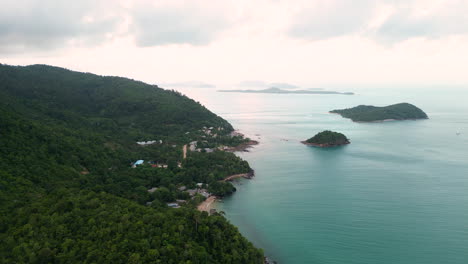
[
  {"left": 167, "top": 203, "right": 180, "bottom": 208},
  {"left": 136, "top": 140, "right": 157, "bottom": 146},
  {"left": 178, "top": 186, "right": 187, "bottom": 191},
  {"left": 189, "top": 141, "right": 197, "bottom": 151},
  {"left": 132, "top": 160, "right": 144, "bottom": 168},
  {"left": 199, "top": 190, "right": 210, "bottom": 198},
  {"left": 196, "top": 183, "right": 203, "bottom": 188}
]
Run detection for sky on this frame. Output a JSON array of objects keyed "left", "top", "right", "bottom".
[{"left": 1, "top": 0, "right": 468, "bottom": 88}]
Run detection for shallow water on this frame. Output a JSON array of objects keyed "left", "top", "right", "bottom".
[{"left": 177, "top": 86, "right": 468, "bottom": 264}]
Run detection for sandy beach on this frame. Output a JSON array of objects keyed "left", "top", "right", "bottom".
[{"left": 197, "top": 196, "right": 217, "bottom": 212}]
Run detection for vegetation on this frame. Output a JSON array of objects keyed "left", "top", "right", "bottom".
[
  {"left": 330, "top": 103, "right": 428, "bottom": 122},
  {"left": 304, "top": 130, "right": 350, "bottom": 147},
  {"left": 0, "top": 64, "right": 263, "bottom": 263}
]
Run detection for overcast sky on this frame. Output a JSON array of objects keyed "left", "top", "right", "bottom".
[{"left": 2, "top": 0, "right": 468, "bottom": 87}]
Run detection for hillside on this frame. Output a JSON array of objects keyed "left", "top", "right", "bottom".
[
  {"left": 330, "top": 103, "right": 428, "bottom": 122},
  {"left": 0, "top": 64, "right": 263, "bottom": 263}
]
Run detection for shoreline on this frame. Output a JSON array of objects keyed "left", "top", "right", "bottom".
[
  {"left": 226, "top": 140, "right": 259, "bottom": 152},
  {"left": 196, "top": 132, "right": 258, "bottom": 213},
  {"left": 223, "top": 170, "right": 255, "bottom": 182},
  {"left": 301, "top": 141, "right": 350, "bottom": 147},
  {"left": 196, "top": 170, "right": 255, "bottom": 213},
  {"left": 329, "top": 112, "right": 428, "bottom": 123},
  {"left": 353, "top": 118, "right": 428, "bottom": 123}
]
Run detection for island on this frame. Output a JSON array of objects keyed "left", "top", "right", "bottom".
[
  {"left": 330, "top": 103, "right": 428, "bottom": 122},
  {"left": 218, "top": 87, "right": 354, "bottom": 95},
  {"left": 302, "top": 130, "right": 350, "bottom": 147}
]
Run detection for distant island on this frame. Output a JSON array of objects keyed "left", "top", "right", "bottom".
[
  {"left": 218, "top": 87, "right": 354, "bottom": 95},
  {"left": 302, "top": 130, "right": 350, "bottom": 147},
  {"left": 330, "top": 103, "right": 428, "bottom": 122}
]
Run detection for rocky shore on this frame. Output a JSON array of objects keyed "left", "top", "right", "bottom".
[
  {"left": 226, "top": 140, "right": 259, "bottom": 152},
  {"left": 301, "top": 140, "right": 350, "bottom": 147}
]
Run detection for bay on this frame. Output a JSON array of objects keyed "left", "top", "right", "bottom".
[{"left": 176, "top": 86, "right": 468, "bottom": 264}]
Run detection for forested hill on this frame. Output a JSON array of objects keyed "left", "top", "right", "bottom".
[
  {"left": 0, "top": 64, "right": 263, "bottom": 263},
  {"left": 0, "top": 64, "right": 232, "bottom": 140},
  {"left": 330, "top": 103, "right": 428, "bottom": 122}
]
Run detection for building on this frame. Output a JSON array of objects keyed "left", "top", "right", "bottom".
[
  {"left": 132, "top": 160, "right": 144, "bottom": 168},
  {"left": 167, "top": 203, "right": 180, "bottom": 208}
]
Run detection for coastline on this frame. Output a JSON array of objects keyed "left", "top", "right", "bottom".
[
  {"left": 329, "top": 112, "right": 428, "bottom": 123},
  {"left": 353, "top": 118, "right": 428, "bottom": 123},
  {"left": 301, "top": 141, "right": 350, "bottom": 147},
  {"left": 197, "top": 170, "right": 255, "bottom": 213},
  {"left": 197, "top": 133, "right": 257, "bottom": 213},
  {"left": 226, "top": 140, "right": 259, "bottom": 152},
  {"left": 223, "top": 170, "right": 255, "bottom": 182}
]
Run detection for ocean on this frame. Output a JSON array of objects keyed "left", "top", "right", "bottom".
[{"left": 175, "top": 86, "right": 468, "bottom": 264}]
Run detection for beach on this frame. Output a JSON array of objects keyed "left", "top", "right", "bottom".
[{"left": 197, "top": 196, "right": 217, "bottom": 212}]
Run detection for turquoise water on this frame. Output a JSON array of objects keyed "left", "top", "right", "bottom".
[{"left": 178, "top": 87, "right": 468, "bottom": 264}]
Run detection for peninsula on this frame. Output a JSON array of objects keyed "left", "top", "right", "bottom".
[
  {"left": 330, "top": 103, "right": 428, "bottom": 122},
  {"left": 302, "top": 130, "right": 350, "bottom": 147},
  {"left": 0, "top": 64, "right": 264, "bottom": 263},
  {"left": 218, "top": 87, "right": 354, "bottom": 95}
]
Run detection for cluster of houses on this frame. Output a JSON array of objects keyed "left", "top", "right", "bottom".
[
  {"left": 200, "top": 126, "right": 225, "bottom": 138},
  {"left": 132, "top": 160, "right": 181, "bottom": 169},
  {"left": 136, "top": 140, "right": 162, "bottom": 146},
  {"left": 145, "top": 183, "right": 211, "bottom": 209},
  {"left": 230, "top": 130, "right": 244, "bottom": 137},
  {"left": 188, "top": 141, "right": 215, "bottom": 153}
]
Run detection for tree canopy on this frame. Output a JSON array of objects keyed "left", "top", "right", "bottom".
[
  {"left": 305, "top": 130, "right": 350, "bottom": 146},
  {"left": 330, "top": 103, "right": 428, "bottom": 122},
  {"left": 0, "top": 64, "right": 263, "bottom": 263}
]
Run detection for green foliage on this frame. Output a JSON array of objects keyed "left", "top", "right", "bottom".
[
  {"left": 0, "top": 190, "right": 263, "bottom": 264},
  {"left": 330, "top": 103, "right": 428, "bottom": 122},
  {"left": 306, "top": 130, "right": 350, "bottom": 146},
  {"left": 0, "top": 64, "right": 263, "bottom": 263}
]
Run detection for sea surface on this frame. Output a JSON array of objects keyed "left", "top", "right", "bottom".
[{"left": 175, "top": 86, "right": 468, "bottom": 264}]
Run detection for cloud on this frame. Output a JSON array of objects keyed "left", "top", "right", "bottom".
[
  {"left": 288, "top": 0, "right": 377, "bottom": 40},
  {"left": 0, "top": 0, "right": 122, "bottom": 53},
  {"left": 287, "top": 0, "right": 468, "bottom": 44},
  {"left": 373, "top": 1, "right": 468, "bottom": 43},
  {"left": 0, "top": 0, "right": 233, "bottom": 54},
  {"left": 129, "top": 1, "right": 231, "bottom": 46}
]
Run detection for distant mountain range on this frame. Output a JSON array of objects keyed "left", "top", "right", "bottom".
[
  {"left": 218, "top": 87, "right": 354, "bottom": 95},
  {"left": 238, "top": 81, "right": 299, "bottom": 89}
]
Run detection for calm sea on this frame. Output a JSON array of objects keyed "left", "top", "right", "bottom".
[{"left": 175, "top": 86, "right": 468, "bottom": 264}]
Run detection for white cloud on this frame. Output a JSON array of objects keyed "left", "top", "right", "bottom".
[
  {"left": 129, "top": 1, "right": 232, "bottom": 46},
  {"left": 0, "top": 0, "right": 123, "bottom": 53},
  {"left": 2, "top": 0, "right": 468, "bottom": 86}
]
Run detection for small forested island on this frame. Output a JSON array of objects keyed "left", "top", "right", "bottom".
[
  {"left": 330, "top": 103, "right": 428, "bottom": 122},
  {"left": 302, "top": 130, "right": 350, "bottom": 147},
  {"left": 218, "top": 87, "right": 354, "bottom": 95},
  {"left": 0, "top": 64, "right": 264, "bottom": 263}
]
